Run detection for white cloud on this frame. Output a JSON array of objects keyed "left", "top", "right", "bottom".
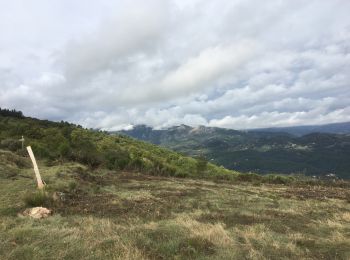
[
  {"left": 118, "top": 42, "right": 256, "bottom": 103},
  {"left": 209, "top": 107, "right": 350, "bottom": 129},
  {"left": 1, "top": 0, "right": 350, "bottom": 130},
  {"left": 62, "top": 0, "right": 171, "bottom": 78}
]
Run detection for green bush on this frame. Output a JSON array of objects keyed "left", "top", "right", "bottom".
[
  {"left": 0, "top": 138, "right": 21, "bottom": 151},
  {"left": 175, "top": 171, "right": 189, "bottom": 178},
  {"left": 72, "top": 149, "right": 103, "bottom": 168},
  {"left": 58, "top": 142, "right": 71, "bottom": 158},
  {"left": 0, "top": 166, "right": 17, "bottom": 179},
  {"left": 236, "top": 173, "right": 262, "bottom": 182},
  {"left": 23, "top": 190, "right": 52, "bottom": 207},
  {"left": 128, "top": 157, "right": 143, "bottom": 171},
  {"left": 30, "top": 143, "right": 50, "bottom": 158},
  {"left": 213, "top": 173, "right": 236, "bottom": 181},
  {"left": 160, "top": 164, "right": 177, "bottom": 176},
  {"left": 104, "top": 149, "right": 130, "bottom": 170},
  {"left": 68, "top": 181, "right": 77, "bottom": 191},
  {"left": 263, "top": 174, "right": 295, "bottom": 184},
  {"left": 196, "top": 155, "right": 208, "bottom": 174}
]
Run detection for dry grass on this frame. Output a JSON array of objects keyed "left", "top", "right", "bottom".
[
  {"left": 175, "top": 215, "right": 234, "bottom": 247},
  {"left": 1, "top": 160, "right": 350, "bottom": 259}
]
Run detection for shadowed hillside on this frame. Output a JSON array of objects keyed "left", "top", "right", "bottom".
[{"left": 251, "top": 121, "right": 350, "bottom": 136}]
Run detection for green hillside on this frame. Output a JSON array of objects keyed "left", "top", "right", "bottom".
[
  {"left": 0, "top": 108, "right": 307, "bottom": 184},
  {"left": 0, "top": 109, "right": 237, "bottom": 180}
]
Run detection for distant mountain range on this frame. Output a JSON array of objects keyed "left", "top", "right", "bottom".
[
  {"left": 117, "top": 123, "right": 350, "bottom": 178},
  {"left": 250, "top": 121, "right": 350, "bottom": 136}
]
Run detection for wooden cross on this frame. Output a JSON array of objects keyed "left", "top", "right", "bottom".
[{"left": 19, "top": 135, "right": 25, "bottom": 149}]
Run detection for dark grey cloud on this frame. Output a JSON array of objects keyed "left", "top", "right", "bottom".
[{"left": 1, "top": 0, "right": 350, "bottom": 129}]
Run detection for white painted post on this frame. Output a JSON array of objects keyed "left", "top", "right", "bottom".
[{"left": 26, "top": 146, "right": 45, "bottom": 189}]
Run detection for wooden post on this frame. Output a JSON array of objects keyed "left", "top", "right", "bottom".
[
  {"left": 26, "top": 146, "right": 45, "bottom": 189},
  {"left": 19, "top": 135, "right": 25, "bottom": 149}
]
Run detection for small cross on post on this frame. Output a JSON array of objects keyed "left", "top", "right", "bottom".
[{"left": 19, "top": 135, "right": 25, "bottom": 149}]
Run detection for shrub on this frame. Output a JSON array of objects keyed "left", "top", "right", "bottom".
[
  {"left": 104, "top": 149, "right": 130, "bottom": 170},
  {"left": 0, "top": 166, "right": 17, "bottom": 179},
  {"left": 213, "top": 173, "right": 236, "bottom": 181},
  {"left": 0, "top": 138, "right": 21, "bottom": 151},
  {"left": 148, "top": 159, "right": 177, "bottom": 176},
  {"left": 129, "top": 157, "right": 144, "bottom": 171},
  {"left": 196, "top": 155, "right": 208, "bottom": 174},
  {"left": 236, "top": 173, "right": 263, "bottom": 182},
  {"left": 72, "top": 149, "right": 103, "bottom": 168},
  {"left": 68, "top": 181, "right": 77, "bottom": 191},
  {"left": 58, "top": 142, "right": 71, "bottom": 158},
  {"left": 263, "top": 174, "right": 295, "bottom": 184},
  {"left": 23, "top": 190, "right": 52, "bottom": 207},
  {"left": 161, "top": 164, "right": 177, "bottom": 176},
  {"left": 31, "top": 143, "right": 49, "bottom": 158},
  {"left": 175, "top": 171, "right": 189, "bottom": 178}
]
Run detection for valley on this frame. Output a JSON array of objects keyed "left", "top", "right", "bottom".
[{"left": 120, "top": 124, "right": 350, "bottom": 179}]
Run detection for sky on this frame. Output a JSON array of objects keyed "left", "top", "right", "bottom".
[{"left": 0, "top": 0, "right": 350, "bottom": 130}]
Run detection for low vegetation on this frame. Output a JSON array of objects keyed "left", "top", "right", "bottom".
[
  {"left": 0, "top": 109, "right": 327, "bottom": 184},
  {"left": 0, "top": 153, "right": 349, "bottom": 259},
  {"left": 1, "top": 110, "right": 350, "bottom": 259},
  {"left": 0, "top": 109, "right": 239, "bottom": 180},
  {"left": 23, "top": 190, "right": 52, "bottom": 208}
]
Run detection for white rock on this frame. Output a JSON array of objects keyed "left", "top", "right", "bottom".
[{"left": 22, "top": 207, "right": 52, "bottom": 219}]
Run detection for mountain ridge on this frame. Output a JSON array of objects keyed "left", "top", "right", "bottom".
[
  {"left": 250, "top": 121, "right": 350, "bottom": 136},
  {"left": 119, "top": 123, "right": 350, "bottom": 179}
]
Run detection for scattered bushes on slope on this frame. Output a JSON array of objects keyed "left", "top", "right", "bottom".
[
  {"left": 0, "top": 115, "right": 227, "bottom": 178},
  {"left": 0, "top": 113, "right": 321, "bottom": 185}
]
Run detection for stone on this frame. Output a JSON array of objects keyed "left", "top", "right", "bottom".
[{"left": 21, "top": 207, "right": 52, "bottom": 219}]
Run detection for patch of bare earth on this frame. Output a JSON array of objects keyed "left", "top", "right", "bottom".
[
  {"left": 281, "top": 185, "right": 350, "bottom": 201},
  {"left": 53, "top": 173, "right": 204, "bottom": 220}
]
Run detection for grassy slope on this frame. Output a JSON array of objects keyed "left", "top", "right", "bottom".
[{"left": 1, "top": 151, "right": 350, "bottom": 259}]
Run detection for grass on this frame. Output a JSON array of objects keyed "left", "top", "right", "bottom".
[
  {"left": 1, "top": 154, "right": 350, "bottom": 259},
  {"left": 23, "top": 190, "right": 52, "bottom": 208}
]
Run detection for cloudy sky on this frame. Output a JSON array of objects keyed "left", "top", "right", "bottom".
[{"left": 1, "top": 0, "right": 350, "bottom": 130}]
